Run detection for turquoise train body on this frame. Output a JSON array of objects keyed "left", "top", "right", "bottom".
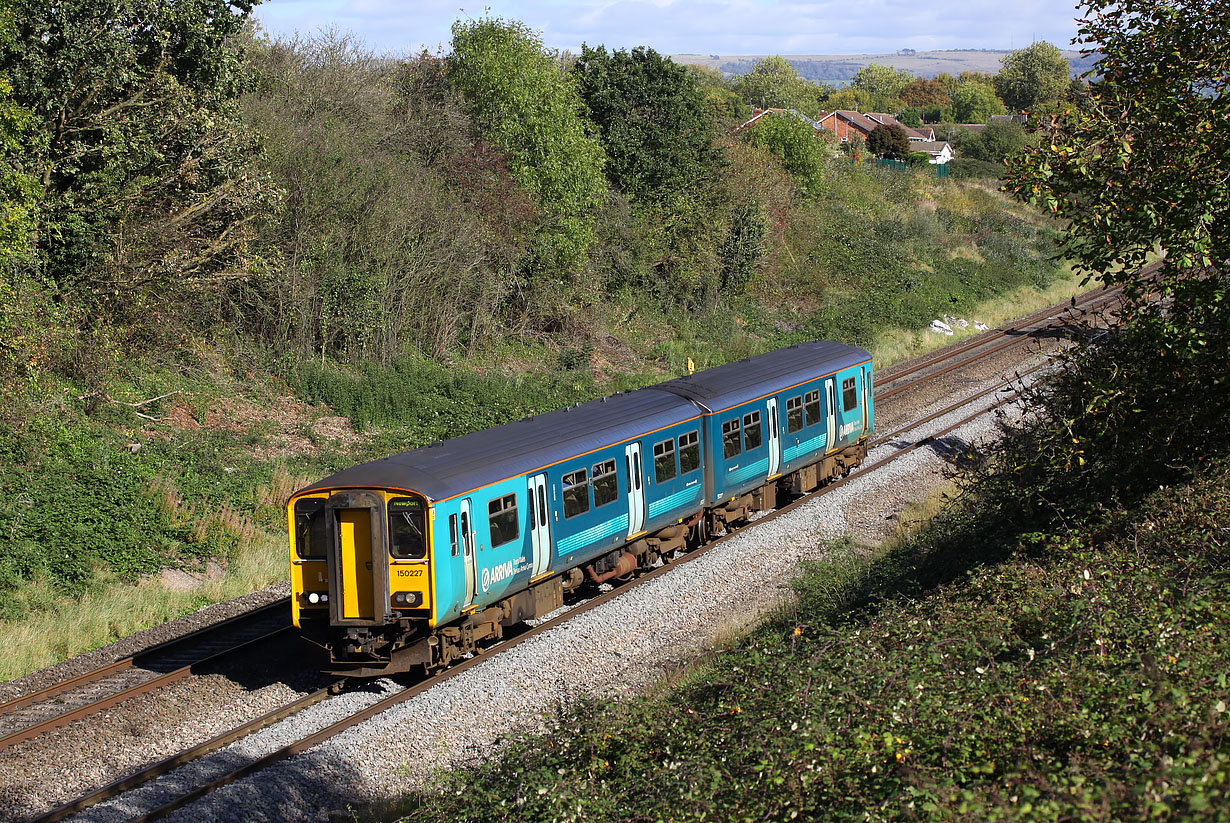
[{"left": 288, "top": 341, "right": 873, "bottom": 675}]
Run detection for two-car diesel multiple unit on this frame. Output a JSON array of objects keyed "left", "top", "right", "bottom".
[{"left": 288, "top": 341, "right": 874, "bottom": 676}]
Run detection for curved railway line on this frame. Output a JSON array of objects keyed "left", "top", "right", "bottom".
[{"left": 10, "top": 283, "right": 1127, "bottom": 823}]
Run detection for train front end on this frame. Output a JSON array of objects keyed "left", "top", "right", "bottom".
[{"left": 289, "top": 488, "right": 434, "bottom": 676}]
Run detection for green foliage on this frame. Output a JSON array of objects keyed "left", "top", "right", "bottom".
[
  {"left": 847, "top": 62, "right": 912, "bottom": 112},
  {"left": 733, "top": 56, "right": 824, "bottom": 117},
  {"left": 0, "top": 71, "right": 36, "bottom": 270},
  {"left": 572, "top": 45, "right": 717, "bottom": 205},
  {"left": 901, "top": 77, "right": 951, "bottom": 109},
  {"left": 1005, "top": 0, "right": 1230, "bottom": 347},
  {"left": 238, "top": 33, "right": 527, "bottom": 363},
  {"left": 742, "top": 113, "right": 830, "bottom": 198},
  {"left": 686, "top": 64, "right": 750, "bottom": 124},
  {"left": 866, "top": 123, "right": 911, "bottom": 160},
  {"left": 718, "top": 201, "right": 767, "bottom": 292},
  {"left": 1, "top": 0, "right": 272, "bottom": 303},
  {"left": 948, "top": 157, "right": 1009, "bottom": 180},
  {"left": 950, "top": 120, "right": 1028, "bottom": 165},
  {"left": 449, "top": 17, "right": 607, "bottom": 275},
  {"left": 290, "top": 356, "right": 597, "bottom": 438},
  {"left": 995, "top": 41, "right": 1071, "bottom": 113},
  {"left": 0, "top": 400, "right": 304, "bottom": 617},
  {"left": 947, "top": 80, "right": 1007, "bottom": 123}
]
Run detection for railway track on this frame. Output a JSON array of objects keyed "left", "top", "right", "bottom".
[
  {"left": 0, "top": 599, "right": 291, "bottom": 755},
  {"left": 15, "top": 283, "right": 1114, "bottom": 822}
]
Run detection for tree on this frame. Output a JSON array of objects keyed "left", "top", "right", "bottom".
[
  {"left": 866, "top": 123, "right": 910, "bottom": 160},
  {"left": 1005, "top": 0, "right": 1230, "bottom": 344},
  {"left": 733, "top": 56, "right": 821, "bottom": 116},
  {"left": 948, "top": 81, "right": 1007, "bottom": 123},
  {"left": 850, "top": 63, "right": 913, "bottom": 105},
  {"left": 742, "top": 113, "right": 830, "bottom": 197},
  {"left": 450, "top": 17, "right": 607, "bottom": 274},
  {"left": 0, "top": 0, "right": 271, "bottom": 302},
  {"left": 994, "top": 41, "right": 1072, "bottom": 112},
  {"left": 901, "top": 77, "right": 951, "bottom": 108},
  {"left": 572, "top": 45, "right": 717, "bottom": 205}
]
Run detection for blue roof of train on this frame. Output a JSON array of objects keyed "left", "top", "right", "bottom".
[
  {"left": 654, "top": 341, "right": 871, "bottom": 412},
  {"left": 299, "top": 388, "right": 700, "bottom": 503}
]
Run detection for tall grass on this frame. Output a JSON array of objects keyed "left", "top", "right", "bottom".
[{"left": 0, "top": 532, "right": 287, "bottom": 681}]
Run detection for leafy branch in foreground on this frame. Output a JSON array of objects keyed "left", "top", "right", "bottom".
[{"left": 1004, "top": 0, "right": 1230, "bottom": 346}]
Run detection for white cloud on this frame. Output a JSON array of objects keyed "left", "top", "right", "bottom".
[{"left": 253, "top": 0, "right": 1084, "bottom": 57}]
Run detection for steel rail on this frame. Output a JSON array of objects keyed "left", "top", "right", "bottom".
[
  {"left": 31, "top": 684, "right": 337, "bottom": 823},
  {"left": 0, "top": 602, "right": 290, "bottom": 754}
]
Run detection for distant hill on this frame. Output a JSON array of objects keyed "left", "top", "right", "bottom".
[{"left": 670, "top": 49, "right": 1098, "bottom": 87}]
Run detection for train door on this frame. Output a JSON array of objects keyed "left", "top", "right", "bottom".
[
  {"left": 825, "top": 378, "right": 837, "bottom": 450},
  {"left": 767, "top": 397, "right": 781, "bottom": 477},
  {"left": 460, "top": 498, "right": 477, "bottom": 609},
  {"left": 325, "top": 490, "right": 388, "bottom": 625},
  {"left": 861, "top": 366, "right": 870, "bottom": 433},
  {"left": 624, "top": 442, "right": 646, "bottom": 538},
  {"left": 527, "top": 474, "right": 552, "bottom": 577}
]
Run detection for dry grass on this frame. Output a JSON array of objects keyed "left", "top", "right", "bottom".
[
  {"left": 0, "top": 531, "right": 286, "bottom": 682},
  {"left": 869, "top": 264, "right": 1087, "bottom": 367}
]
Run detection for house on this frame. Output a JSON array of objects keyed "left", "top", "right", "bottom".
[
  {"left": 814, "top": 110, "right": 934, "bottom": 143},
  {"left": 907, "top": 140, "right": 953, "bottom": 164}
]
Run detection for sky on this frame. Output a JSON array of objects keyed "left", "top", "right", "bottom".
[{"left": 252, "top": 0, "right": 1089, "bottom": 58}]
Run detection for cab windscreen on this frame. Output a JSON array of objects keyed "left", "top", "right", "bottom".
[{"left": 388, "top": 497, "right": 427, "bottom": 559}]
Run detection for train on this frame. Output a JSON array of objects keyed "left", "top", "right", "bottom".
[{"left": 288, "top": 341, "right": 874, "bottom": 676}]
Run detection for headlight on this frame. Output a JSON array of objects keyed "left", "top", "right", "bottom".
[
  {"left": 393, "top": 591, "right": 422, "bottom": 607},
  {"left": 306, "top": 592, "right": 328, "bottom": 605}
]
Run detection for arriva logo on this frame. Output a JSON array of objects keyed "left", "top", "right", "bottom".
[
  {"left": 481, "top": 559, "right": 519, "bottom": 593},
  {"left": 839, "top": 421, "right": 861, "bottom": 438}
]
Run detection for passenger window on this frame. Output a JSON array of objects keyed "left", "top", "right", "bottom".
[
  {"left": 678, "top": 430, "right": 700, "bottom": 474},
  {"left": 293, "top": 498, "right": 326, "bottom": 559},
  {"left": 488, "top": 494, "right": 519, "bottom": 547},
  {"left": 786, "top": 396, "right": 804, "bottom": 434},
  {"left": 562, "top": 469, "right": 590, "bottom": 518},
  {"left": 653, "top": 438, "right": 677, "bottom": 483},
  {"left": 804, "top": 390, "right": 821, "bottom": 427},
  {"left": 843, "top": 377, "right": 858, "bottom": 412},
  {"left": 449, "top": 514, "right": 459, "bottom": 557},
  {"left": 388, "top": 497, "right": 427, "bottom": 559},
  {"left": 743, "top": 410, "right": 762, "bottom": 451},
  {"left": 592, "top": 459, "right": 618, "bottom": 507},
  {"left": 722, "top": 418, "right": 742, "bottom": 460}
]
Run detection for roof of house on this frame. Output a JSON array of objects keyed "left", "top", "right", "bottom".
[
  {"left": 733, "top": 108, "right": 824, "bottom": 132},
  {"left": 908, "top": 141, "right": 952, "bottom": 155}
]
